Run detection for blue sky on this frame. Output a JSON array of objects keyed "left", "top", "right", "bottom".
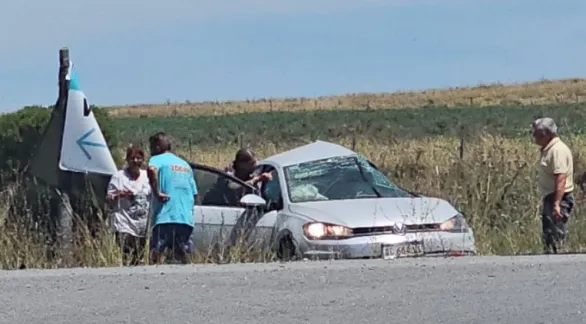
[{"left": 1, "top": 0, "right": 585, "bottom": 112}]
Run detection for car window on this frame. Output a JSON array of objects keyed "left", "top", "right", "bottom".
[
  {"left": 284, "top": 155, "right": 411, "bottom": 203},
  {"left": 192, "top": 166, "right": 253, "bottom": 207},
  {"left": 356, "top": 157, "right": 400, "bottom": 188}
]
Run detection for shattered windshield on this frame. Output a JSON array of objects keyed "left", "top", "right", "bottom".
[{"left": 284, "top": 155, "right": 412, "bottom": 203}]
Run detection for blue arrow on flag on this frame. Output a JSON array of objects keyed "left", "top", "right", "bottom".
[{"left": 76, "top": 128, "right": 106, "bottom": 160}]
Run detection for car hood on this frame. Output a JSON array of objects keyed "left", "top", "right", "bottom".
[{"left": 287, "top": 197, "right": 459, "bottom": 228}]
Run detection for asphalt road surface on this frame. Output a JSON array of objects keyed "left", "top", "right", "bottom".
[{"left": 0, "top": 255, "right": 585, "bottom": 324}]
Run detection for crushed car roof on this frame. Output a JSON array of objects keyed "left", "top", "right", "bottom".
[{"left": 261, "top": 140, "right": 358, "bottom": 167}]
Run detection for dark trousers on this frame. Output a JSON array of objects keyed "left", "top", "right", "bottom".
[
  {"left": 115, "top": 232, "right": 147, "bottom": 266},
  {"left": 541, "top": 192, "right": 574, "bottom": 253},
  {"left": 149, "top": 223, "right": 194, "bottom": 264}
]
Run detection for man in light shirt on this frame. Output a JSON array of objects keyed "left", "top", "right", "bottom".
[{"left": 532, "top": 117, "right": 575, "bottom": 254}]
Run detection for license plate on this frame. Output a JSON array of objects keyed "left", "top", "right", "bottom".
[{"left": 382, "top": 241, "right": 424, "bottom": 260}]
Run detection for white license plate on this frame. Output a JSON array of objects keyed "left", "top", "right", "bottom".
[{"left": 382, "top": 241, "right": 424, "bottom": 260}]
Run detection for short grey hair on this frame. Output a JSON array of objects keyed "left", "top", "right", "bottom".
[{"left": 532, "top": 117, "right": 558, "bottom": 135}]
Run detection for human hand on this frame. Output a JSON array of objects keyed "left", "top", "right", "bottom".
[
  {"left": 120, "top": 189, "right": 135, "bottom": 197},
  {"left": 553, "top": 202, "right": 562, "bottom": 220},
  {"left": 109, "top": 190, "right": 132, "bottom": 200},
  {"left": 259, "top": 172, "right": 273, "bottom": 182},
  {"left": 156, "top": 192, "right": 170, "bottom": 202}
]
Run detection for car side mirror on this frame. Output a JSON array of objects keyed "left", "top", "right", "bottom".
[{"left": 240, "top": 194, "right": 266, "bottom": 207}]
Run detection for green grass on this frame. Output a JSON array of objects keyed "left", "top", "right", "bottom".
[{"left": 113, "top": 103, "right": 586, "bottom": 149}]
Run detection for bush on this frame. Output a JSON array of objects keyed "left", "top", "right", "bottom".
[{"left": 0, "top": 105, "right": 119, "bottom": 182}]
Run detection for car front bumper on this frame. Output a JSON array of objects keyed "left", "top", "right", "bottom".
[{"left": 297, "top": 230, "right": 476, "bottom": 260}]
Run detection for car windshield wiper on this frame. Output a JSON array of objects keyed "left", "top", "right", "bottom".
[{"left": 355, "top": 158, "right": 382, "bottom": 198}]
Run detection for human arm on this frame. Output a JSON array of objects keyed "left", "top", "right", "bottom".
[
  {"left": 190, "top": 172, "right": 198, "bottom": 202},
  {"left": 245, "top": 172, "right": 272, "bottom": 186},
  {"left": 551, "top": 148, "right": 571, "bottom": 218},
  {"left": 146, "top": 165, "right": 170, "bottom": 201},
  {"left": 106, "top": 173, "right": 132, "bottom": 202},
  {"left": 552, "top": 173, "right": 567, "bottom": 220},
  {"left": 553, "top": 174, "right": 567, "bottom": 202}
]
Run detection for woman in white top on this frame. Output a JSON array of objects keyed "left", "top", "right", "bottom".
[{"left": 106, "top": 146, "right": 152, "bottom": 266}]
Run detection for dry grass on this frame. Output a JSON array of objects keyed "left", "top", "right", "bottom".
[
  {"left": 0, "top": 181, "right": 276, "bottom": 270},
  {"left": 107, "top": 78, "right": 586, "bottom": 117},
  {"left": 3, "top": 134, "right": 586, "bottom": 269}
]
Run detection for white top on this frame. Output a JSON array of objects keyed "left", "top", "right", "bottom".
[{"left": 106, "top": 169, "right": 152, "bottom": 237}]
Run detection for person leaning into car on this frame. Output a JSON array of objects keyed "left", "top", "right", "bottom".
[
  {"left": 202, "top": 148, "right": 273, "bottom": 208},
  {"left": 225, "top": 148, "right": 272, "bottom": 189}
]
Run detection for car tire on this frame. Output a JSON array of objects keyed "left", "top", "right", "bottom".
[{"left": 277, "top": 235, "right": 300, "bottom": 262}]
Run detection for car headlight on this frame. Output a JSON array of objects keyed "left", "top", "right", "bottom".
[
  {"left": 439, "top": 213, "right": 469, "bottom": 232},
  {"left": 303, "top": 222, "right": 353, "bottom": 240}
]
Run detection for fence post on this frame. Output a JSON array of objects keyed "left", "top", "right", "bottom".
[
  {"left": 188, "top": 138, "right": 193, "bottom": 160},
  {"left": 238, "top": 133, "right": 244, "bottom": 149},
  {"left": 459, "top": 125, "right": 466, "bottom": 160}
]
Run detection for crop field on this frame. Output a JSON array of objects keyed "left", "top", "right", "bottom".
[
  {"left": 2, "top": 78, "right": 586, "bottom": 270},
  {"left": 113, "top": 103, "right": 586, "bottom": 149}
]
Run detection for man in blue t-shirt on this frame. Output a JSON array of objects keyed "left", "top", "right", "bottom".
[{"left": 146, "top": 132, "right": 198, "bottom": 264}]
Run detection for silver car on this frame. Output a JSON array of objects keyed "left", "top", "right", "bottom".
[{"left": 191, "top": 140, "right": 476, "bottom": 261}]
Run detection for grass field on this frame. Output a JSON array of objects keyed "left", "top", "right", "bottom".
[
  {"left": 112, "top": 103, "right": 586, "bottom": 150},
  {"left": 107, "top": 78, "right": 586, "bottom": 117},
  {"left": 2, "top": 78, "right": 586, "bottom": 270}
]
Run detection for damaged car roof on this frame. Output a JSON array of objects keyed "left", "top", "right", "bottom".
[{"left": 261, "top": 140, "right": 358, "bottom": 167}]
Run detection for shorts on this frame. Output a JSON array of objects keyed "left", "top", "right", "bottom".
[{"left": 149, "top": 223, "right": 194, "bottom": 255}]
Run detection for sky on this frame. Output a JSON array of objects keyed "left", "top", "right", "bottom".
[{"left": 0, "top": 0, "right": 585, "bottom": 112}]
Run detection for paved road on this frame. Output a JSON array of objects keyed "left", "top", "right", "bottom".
[{"left": 0, "top": 255, "right": 585, "bottom": 324}]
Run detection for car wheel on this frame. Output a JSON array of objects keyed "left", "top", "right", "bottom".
[{"left": 277, "top": 235, "right": 299, "bottom": 262}]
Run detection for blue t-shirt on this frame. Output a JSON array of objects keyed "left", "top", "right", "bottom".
[{"left": 148, "top": 152, "right": 198, "bottom": 227}]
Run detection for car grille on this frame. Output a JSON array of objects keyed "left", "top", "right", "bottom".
[{"left": 352, "top": 223, "right": 441, "bottom": 236}]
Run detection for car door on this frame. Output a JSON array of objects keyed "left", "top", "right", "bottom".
[
  {"left": 235, "top": 164, "right": 283, "bottom": 248},
  {"left": 190, "top": 163, "right": 256, "bottom": 253}
]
